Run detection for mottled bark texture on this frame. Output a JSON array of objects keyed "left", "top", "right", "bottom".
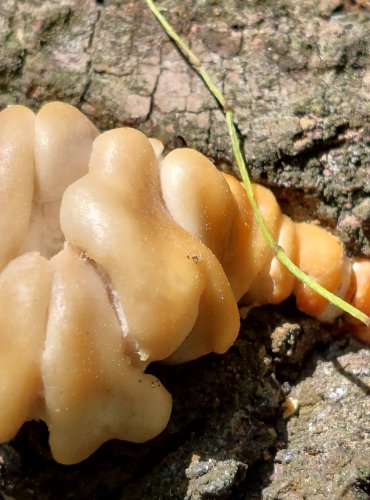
[{"left": 0, "top": 0, "right": 369, "bottom": 498}]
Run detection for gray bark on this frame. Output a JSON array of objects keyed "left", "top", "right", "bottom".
[{"left": 0, "top": 0, "right": 369, "bottom": 498}]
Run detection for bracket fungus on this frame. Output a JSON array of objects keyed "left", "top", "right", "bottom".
[{"left": 0, "top": 102, "right": 368, "bottom": 464}]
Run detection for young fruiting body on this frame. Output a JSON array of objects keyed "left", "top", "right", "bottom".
[{"left": 0, "top": 102, "right": 368, "bottom": 464}]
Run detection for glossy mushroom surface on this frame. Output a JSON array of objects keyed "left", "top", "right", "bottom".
[{"left": 0, "top": 102, "right": 368, "bottom": 464}]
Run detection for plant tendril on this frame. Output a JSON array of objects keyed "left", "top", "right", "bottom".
[{"left": 146, "top": 0, "right": 369, "bottom": 326}]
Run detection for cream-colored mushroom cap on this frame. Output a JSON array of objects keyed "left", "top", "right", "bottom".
[
  {"left": 347, "top": 260, "right": 370, "bottom": 343},
  {"left": 294, "top": 223, "right": 350, "bottom": 319},
  {"left": 19, "top": 102, "right": 100, "bottom": 259},
  {"left": 159, "top": 148, "right": 297, "bottom": 305},
  {"left": 160, "top": 149, "right": 252, "bottom": 301},
  {"left": 34, "top": 102, "right": 100, "bottom": 203},
  {"left": 0, "top": 252, "right": 51, "bottom": 442},
  {"left": 224, "top": 177, "right": 297, "bottom": 305},
  {"left": 0, "top": 105, "right": 35, "bottom": 272},
  {"left": 61, "top": 128, "right": 240, "bottom": 364},
  {"left": 42, "top": 246, "right": 172, "bottom": 465}
]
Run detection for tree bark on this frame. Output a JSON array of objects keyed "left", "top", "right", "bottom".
[{"left": 0, "top": 0, "right": 369, "bottom": 498}]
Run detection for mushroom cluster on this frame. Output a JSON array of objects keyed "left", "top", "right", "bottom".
[{"left": 0, "top": 102, "right": 368, "bottom": 464}]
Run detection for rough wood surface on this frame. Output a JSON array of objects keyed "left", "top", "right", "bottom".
[{"left": 0, "top": 0, "right": 369, "bottom": 498}]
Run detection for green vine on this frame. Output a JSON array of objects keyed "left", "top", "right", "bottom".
[{"left": 146, "top": 0, "right": 369, "bottom": 326}]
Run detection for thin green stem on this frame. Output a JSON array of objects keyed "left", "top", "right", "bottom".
[
  {"left": 146, "top": 0, "right": 225, "bottom": 107},
  {"left": 146, "top": 0, "right": 369, "bottom": 326},
  {"left": 225, "top": 113, "right": 369, "bottom": 325}
]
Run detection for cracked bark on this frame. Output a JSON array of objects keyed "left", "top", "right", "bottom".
[{"left": 0, "top": 0, "right": 369, "bottom": 498}]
